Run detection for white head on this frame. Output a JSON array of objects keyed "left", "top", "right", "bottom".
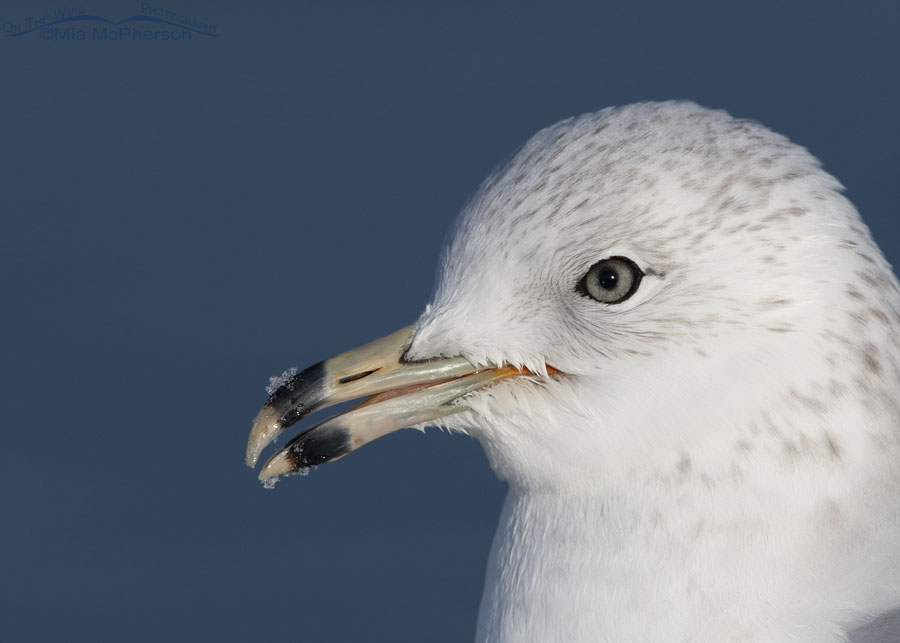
[{"left": 405, "top": 101, "right": 900, "bottom": 492}]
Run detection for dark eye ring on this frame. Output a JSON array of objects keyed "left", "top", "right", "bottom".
[{"left": 576, "top": 256, "right": 644, "bottom": 304}]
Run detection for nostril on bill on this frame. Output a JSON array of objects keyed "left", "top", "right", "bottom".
[{"left": 338, "top": 369, "right": 378, "bottom": 384}]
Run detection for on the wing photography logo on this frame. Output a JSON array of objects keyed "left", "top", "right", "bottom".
[{"left": 2, "top": 3, "right": 218, "bottom": 41}]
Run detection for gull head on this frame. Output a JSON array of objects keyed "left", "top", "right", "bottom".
[{"left": 248, "top": 101, "right": 900, "bottom": 495}]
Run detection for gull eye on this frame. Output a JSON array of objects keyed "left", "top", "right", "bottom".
[{"left": 576, "top": 256, "right": 644, "bottom": 304}]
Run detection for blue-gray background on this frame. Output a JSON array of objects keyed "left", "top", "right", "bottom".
[{"left": 2, "top": 1, "right": 898, "bottom": 641}]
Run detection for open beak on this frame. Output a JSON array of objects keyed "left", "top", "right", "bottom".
[{"left": 246, "top": 325, "right": 532, "bottom": 483}]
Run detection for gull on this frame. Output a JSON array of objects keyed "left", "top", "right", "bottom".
[{"left": 246, "top": 101, "right": 900, "bottom": 642}]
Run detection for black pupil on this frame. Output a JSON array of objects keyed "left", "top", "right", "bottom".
[{"left": 597, "top": 268, "right": 619, "bottom": 290}]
